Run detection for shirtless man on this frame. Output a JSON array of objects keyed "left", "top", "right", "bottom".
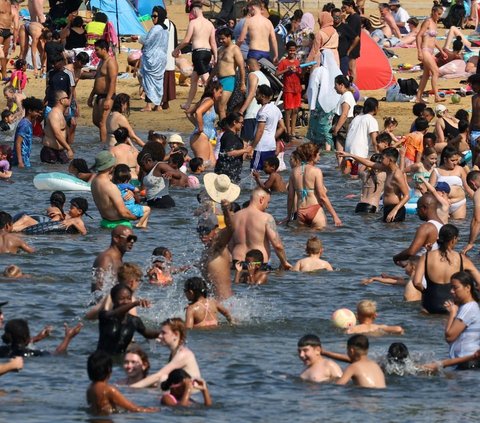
[
  {"left": 393, "top": 192, "right": 443, "bottom": 266},
  {"left": 338, "top": 147, "right": 410, "bottom": 222},
  {"left": 92, "top": 225, "right": 137, "bottom": 292},
  {"left": 232, "top": 187, "right": 291, "bottom": 269},
  {"left": 336, "top": 335, "right": 386, "bottom": 389},
  {"left": 198, "top": 200, "right": 234, "bottom": 300},
  {"left": 87, "top": 39, "right": 118, "bottom": 143},
  {"left": 237, "top": 0, "right": 278, "bottom": 64},
  {"left": 298, "top": 334, "right": 343, "bottom": 383},
  {"left": 0, "top": 0, "right": 13, "bottom": 79},
  {"left": 0, "top": 211, "right": 35, "bottom": 254},
  {"left": 41, "top": 91, "right": 74, "bottom": 164},
  {"left": 110, "top": 127, "right": 140, "bottom": 180},
  {"left": 210, "top": 27, "right": 245, "bottom": 120},
  {"left": 172, "top": 2, "right": 217, "bottom": 110},
  {"left": 90, "top": 151, "right": 137, "bottom": 229},
  {"left": 462, "top": 171, "right": 480, "bottom": 255}
]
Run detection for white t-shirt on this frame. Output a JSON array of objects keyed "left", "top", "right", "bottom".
[
  {"left": 345, "top": 113, "right": 379, "bottom": 158},
  {"left": 255, "top": 102, "right": 283, "bottom": 152},
  {"left": 245, "top": 70, "right": 270, "bottom": 119},
  {"left": 392, "top": 7, "right": 410, "bottom": 32},
  {"left": 335, "top": 91, "right": 356, "bottom": 117},
  {"left": 449, "top": 301, "right": 480, "bottom": 358}
]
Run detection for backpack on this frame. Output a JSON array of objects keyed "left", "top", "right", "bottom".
[{"left": 398, "top": 78, "right": 419, "bottom": 96}]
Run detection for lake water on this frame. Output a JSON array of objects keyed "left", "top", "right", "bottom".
[{"left": 0, "top": 127, "right": 479, "bottom": 422}]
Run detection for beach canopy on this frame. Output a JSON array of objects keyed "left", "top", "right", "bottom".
[
  {"left": 90, "top": 0, "right": 146, "bottom": 35},
  {"left": 356, "top": 31, "right": 395, "bottom": 91},
  {"left": 135, "top": 0, "right": 166, "bottom": 17}
]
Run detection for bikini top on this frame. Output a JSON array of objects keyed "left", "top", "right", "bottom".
[
  {"left": 195, "top": 300, "right": 218, "bottom": 327},
  {"left": 435, "top": 168, "right": 462, "bottom": 188},
  {"left": 423, "top": 28, "right": 437, "bottom": 38},
  {"left": 296, "top": 163, "right": 315, "bottom": 202}
]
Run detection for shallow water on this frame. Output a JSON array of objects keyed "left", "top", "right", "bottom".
[{"left": 0, "top": 127, "right": 479, "bottom": 422}]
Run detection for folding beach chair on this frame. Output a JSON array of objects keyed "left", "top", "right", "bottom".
[{"left": 276, "top": 0, "right": 303, "bottom": 19}]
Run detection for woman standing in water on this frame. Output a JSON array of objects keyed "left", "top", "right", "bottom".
[
  {"left": 106, "top": 94, "right": 145, "bottom": 148},
  {"left": 131, "top": 318, "right": 201, "bottom": 388},
  {"left": 415, "top": 5, "right": 448, "bottom": 103}
]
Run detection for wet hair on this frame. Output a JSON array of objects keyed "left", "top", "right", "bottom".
[
  {"left": 152, "top": 246, "right": 170, "bottom": 257},
  {"left": 113, "top": 127, "right": 129, "bottom": 144},
  {"left": 189, "top": 157, "right": 204, "bottom": 173},
  {"left": 455, "top": 109, "right": 469, "bottom": 122},
  {"left": 14, "top": 58, "right": 26, "bottom": 70},
  {"left": 296, "top": 142, "right": 320, "bottom": 163},
  {"left": 161, "top": 318, "right": 187, "bottom": 345},
  {"left": 347, "top": 334, "right": 369, "bottom": 353},
  {"left": 50, "top": 190, "right": 66, "bottom": 210},
  {"left": 422, "top": 147, "right": 437, "bottom": 160},
  {"left": 87, "top": 350, "right": 112, "bottom": 382},
  {"left": 382, "top": 147, "right": 399, "bottom": 162},
  {"left": 451, "top": 271, "right": 480, "bottom": 302},
  {"left": 415, "top": 117, "right": 429, "bottom": 132},
  {"left": 126, "top": 345, "right": 150, "bottom": 377},
  {"left": 246, "top": 248, "right": 264, "bottom": 263},
  {"left": 22, "top": 97, "right": 44, "bottom": 113},
  {"left": 363, "top": 98, "right": 379, "bottom": 114},
  {"left": 161, "top": 368, "right": 191, "bottom": 391},
  {"left": 437, "top": 224, "right": 459, "bottom": 264},
  {"left": 439, "top": 145, "right": 460, "bottom": 165},
  {"left": 383, "top": 116, "right": 398, "bottom": 128},
  {"left": 257, "top": 84, "right": 273, "bottom": 98},
  {"left": 168, "top": 151, "right": 184, "bottom": 169},
  {"left": 112, "top": 163, "right": 131, "bottom": 184},
  {"left": 453, "top": 36, "right": 463, "bottom": 53},
  {"left": 138, "top": 141, "right": 166, "bottom": 164},
  {"left": 118, "top": 263, "right": 142, "bottom": 285},
  {"left": 75, "top": 51, "right": 90, "bottom": 65},
  {"left": 357, "top": 299, "right": 376, "bottom": 318},
  {"left": 0, "top": 211, "right": 12, "bottom": 229},
  {"left": 217, "top": 26, "right": 232, "bottom": 37},
  {"left": 306, "top": 236, "right": 322, "bottom": 254},
  {"left": 201, "top": 80, "right": 223, "bottom": 101},
  {"left": 334, "top": 74, "right": 350, "bottom": 89},
  {"left": 412, "top": 102, "right": 426, "bottom": 117},
  {"left": 70, "top": 158, "right": 89, "bottom": 173},
  {"left": 298, "top": 334, "right": 321, "bottom": 348},
  {"left": 3, "top": 264, "right": 21, "bottom": 277},
  {"left": 184, "top": 276, "right": 209, "bottom": 301},
  {"left": 110, "top": 283, "right": 133, "bottom": 304},
  {"left": 286, "top": 40, "right": 297, "bottom": 50},
  {"left": 2, "top": 319, "right": 30, "bottom": 348},
  {"left": 387, "top": 342, "right": 410, "bottom": 364},
  {"left": 264, "top": 156, "right": 279, "bottom": 170},
  {"left": 112, "top": 93, "right": 130, "bottom": 115}
]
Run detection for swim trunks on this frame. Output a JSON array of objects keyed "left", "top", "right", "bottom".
[
  {"left": 218, "top": 75, "right": 236, "bottom": 92},
  {"left": 100, "top": 218, "right": 133, "bottom": 229},
  {"left": 192, "top": 48, "right": 212, "bottom": 75},
  {"left": 355, "top": 202, "right": 377, "bottom": 213},
  {"left": 0, "top": 28, "right": 12, "bottom": 40},
  {"left": 470, "top": 130, "right": 480, "bottom": 152},
  {"left": 40, "top": 146, "right": 69, "bottom": 164},
  {"left": 250, "top": 150, "right": 276, "bottom": 171},
  {"left": 247, "top": 49, "right": 270, "bottom": 61},
  {"left": 297, "top": 204, "right": 322, "bottom": 226},
  {"left": 382, "top": 204, "right": 406, "bottom": 222}
]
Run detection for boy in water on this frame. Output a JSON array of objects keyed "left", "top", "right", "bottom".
[
  {"left": 252, "top": 156, "right": 287, "bottom": 192},
  {"left": 298, "top": 334, "right": 342, "bottom": 382},
  {"left": 86, "top": 350, "right": 157, "bottom": 415},
  {"left": 336, "top": 335, "right": 386, "bottom": 388},
  {"left": 234, "top": 249, "right": 269, "bottom": 284},
  {"left": 347, "top": 300, "right": 404, "bottom": 335},
  {"left": 292, "top": 237, "right": 333, "bottom": 272}
]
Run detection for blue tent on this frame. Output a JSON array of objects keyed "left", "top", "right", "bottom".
[
  {"left": 90, "top": 0, "right": 146, "bottom": 35},
  {"left": 135, "top": 0, "right": 166, "bottom": 17}
]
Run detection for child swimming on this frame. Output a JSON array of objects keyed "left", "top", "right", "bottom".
[
  {"left": 252, "top": 157, "right": 287, "bottom": 193},
  {"left": 347, "top": 300, "right": 405, "bottom": 335},
  {"left": 234, "top": 249, "right": 269, "bottom": 284},
  {"left": 292, "top": 237, "right": 333, "bottom": 272},
  {"left": 184, "top": 277, "right": 233, "bottom": 329}
]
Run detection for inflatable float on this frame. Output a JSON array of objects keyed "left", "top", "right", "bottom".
[
  {"left": 23, "top": 221, "right": 78, "bottom": 235},
  {"left": 33, "top": 173, "right": 91, "bottom": 192},
  {"left": 406, "top": 190, "right": 419, "bottom": 215}
]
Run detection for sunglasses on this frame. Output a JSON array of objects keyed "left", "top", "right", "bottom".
[
  {"left": 151, "top": 14, "right": 158, "bottom": 18},
  {"left": 118, "top": 234, "right": 138, "bottom": 243}
]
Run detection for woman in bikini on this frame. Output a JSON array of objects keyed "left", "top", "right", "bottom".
[
  {"left": 415, "top": 5, "right": 448, "bottom": 104},
  {"left": 185, "top": 81, "right": 222, "bottom": 167},
  {"left": 429, "top": 146, "right": 472, "bottom": 219},
  {"left": 413, "top": 224, "right": 480, "bottom": 314},
  {"left": 286, "top": 142, "right": 342, "bottom": 229},
  {"left": 183, "top": 277, "right": 233, "bottom": 329},
  {"left": 131, "top": 318, "right": 202, "bottom": 388}
]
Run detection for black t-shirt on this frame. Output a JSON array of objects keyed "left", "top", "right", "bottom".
[
  {"left": 335, "top": 23, "right": 355, "bottom": 58},
  {"left": 346, "top": 13, "right": 361, "bottom": 59},
  {"left": 45, "top": 41, "right": 65, "bottom": 71},
  {"left": 46, "top": 69, "right": 71, "bottom": 107},
  {"left": 214, "top": 129, "right": 244, "bottom": 183},
  {"left": 97, "top": 311, "right": 147, "bottom": 355}
]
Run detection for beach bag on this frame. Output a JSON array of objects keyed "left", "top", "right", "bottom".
[
  {"left": 398, "top": 78, "right": 419, "bottom": 96},
  {"left": 386, "top": 82, "right": 413, "bottom": 102}
]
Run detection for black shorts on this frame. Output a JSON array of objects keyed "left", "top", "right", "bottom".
[
  {"left": 192, "top": 48, "right": 212, "bottom": 76},
  {"left": 40, "top": 146, "right": 69, "bottom": 164},
  {"left": 355, "top": 202, "right": 377, "bottom": 214},
  {"left": 0, "top": 28, "right": 12, "bottom": 40},
  {"left": 382, "top": 204, "right": 406, "bottom": 222},
  {"left": 147, "top": 195, "right": 175, "bottom": 209}
]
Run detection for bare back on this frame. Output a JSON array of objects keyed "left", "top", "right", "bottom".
[
  {"left": 110, "top": 144, "right": 139, "bottom": 179},
  {"left": 245, "top": 14, "right": 273, "bottom": 52},
  {"left": 91, "top": 174, "right": 126, "bottom": 221},
  {"left": 190, "top": 17, "right": 214, "bottom": 50}
]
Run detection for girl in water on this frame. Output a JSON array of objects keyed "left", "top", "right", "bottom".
[
  {"left": 355, "top": 153, "right": 386, "bottom": 214},
  {"left": 120, "top": 346, "right": 151, "bottom": 385},
  {"left": 68, "top": 158, "right": 96, "bottom": 182},
  {"left": 160, "top": 369, "right": 212, "bottom": 406},
  {"left": 131, "top": 318, "right": 202, "bottom": 388},
  {"left": 184, "top": 277, "right": 233, "bottom": 329},
  {"left": 405, "top": 147, "right": 437, "bottom": 196},
  {"left": 415, "top": 5, "right": 448, "bottom": 103}
]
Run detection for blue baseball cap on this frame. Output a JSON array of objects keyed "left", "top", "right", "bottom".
[{"left": 435, "top": 182, "right": 451, "bottom": 194}]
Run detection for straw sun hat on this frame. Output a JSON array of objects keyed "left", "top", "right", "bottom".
[{"left": 203, "top": 173, "right": 240, "bottom": 203}]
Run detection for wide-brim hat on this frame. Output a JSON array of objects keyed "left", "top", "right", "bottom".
[
  {"left": 168, "top": 133, "right": 185, "bottom": 145},
  {"left": 93, "top": 151, "right": 116, "bottom": 172},
  {"left": 389, "top": 0, "right": 401, "bottom": 6},
  {"left": 203, "top": 173, "right": 240, "bottom": 203},
  {"left": 369, "top": 15, "right": 385, "bottom": 29}
]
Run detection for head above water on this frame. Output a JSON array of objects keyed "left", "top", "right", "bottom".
[
  {"left": 450, "top": 270, "right": 479, "bottom": 302},
  {"left": 184, "top": 277, "right": 209, "bottom": 302},
  {"left": 160, "top": 368, "right": 191, "bottom": 391},
  {"left": 347, "top": 334, "right": 369, "bottom": 355},
  {"left": 87, "top": 350, "right": 112, "bottom": 382},
  {"left": 161, "top": 317, "right": 187, "bottom": 345},
  {"left": 2, "top": 318, "right": 30, "bottom": 348},
  {"left": 297, "top": 334, "right": 322, "bottom": 348}
]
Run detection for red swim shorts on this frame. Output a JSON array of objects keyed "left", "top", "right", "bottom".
[{"left": 283, "top": 92, "right": 301, "bottom": 110}]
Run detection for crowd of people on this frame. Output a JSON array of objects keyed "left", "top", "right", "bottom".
[{"left": 2, "top": 0, "right": 480, "bottom": 417}]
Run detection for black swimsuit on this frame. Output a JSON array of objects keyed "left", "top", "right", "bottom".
[
  {"left": 443, "top": 118, "right": 460, "bottom": 141},
  {"left": 422, "top": 252, "right": 463, "bottom": 314}
]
